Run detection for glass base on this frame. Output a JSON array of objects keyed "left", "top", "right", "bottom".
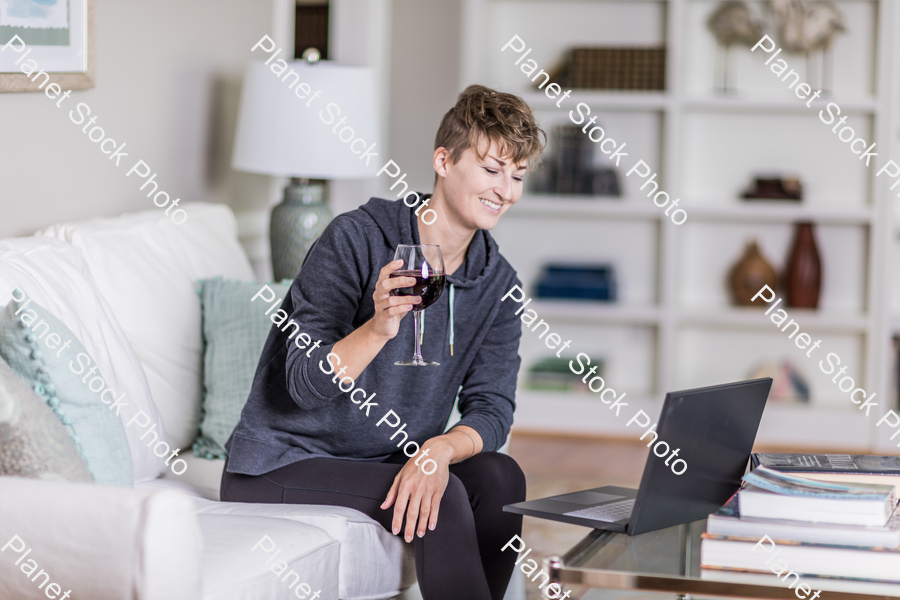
[{"left": 395, "top": 358, "right": 440, "bottom": 366}]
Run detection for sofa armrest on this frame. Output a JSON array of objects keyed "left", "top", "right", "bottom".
[{"left": 0, "top": 477, "right": 202, "bottom": 600}]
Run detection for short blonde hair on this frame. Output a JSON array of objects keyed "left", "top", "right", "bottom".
[{"left": 434, "top": 84, "right": 546, "bottom": 174}]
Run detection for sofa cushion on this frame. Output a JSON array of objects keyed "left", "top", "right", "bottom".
[
  {"left": 139, "top": 463, "right": 416, "bottom": 599},
  {"left": 197, "top": 514, "right": 340, "bottom": 600},
  {"left": 39, "top": 204, "right": 256, "bottom": 451},
  {"left": 0, "top": 355, "right": 93, "bottom": 483},
  {"left": 0, "top": 477, "right": 202, "bottom": 600},
  {"left": 0, "top": 237, "right": 166, "bottom": 482},
  {"left": 193, "top": 498, "right": 416, "bottom": 600},
  {"left": 0, "top": 300, "right": 133, "bottom": 485},
  {"left": 147, "top": 452, "right": 224, "bottom": 501},
  {"left": 195, "top": 279, "right": 292, "bottom": 460}
]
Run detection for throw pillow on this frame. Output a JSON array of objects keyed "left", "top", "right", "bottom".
[
  {"left": 0, "top": 237, "right": 167, "bottom": 482},
  {"left": 39, "top": 204, "right": 257, "bottom": 451},
  {"left": 0, "top": 299, "right": 134, "bottom": 486},
  {"left": 0, "top": 355, "right": 94, "bottom": 483},
  {"left": 193, "top": 279, "right": 292, "bottom": 459}
]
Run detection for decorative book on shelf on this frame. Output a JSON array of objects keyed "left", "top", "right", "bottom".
[
  {"left": 526, "top": 357, "right": 598, "bottom": 392},
  {"left": 534, "top": 264, "right": 617, "bottom": 302},
  {"left": 540, "top": 47, "right": 666, "bottom": 91},
  {"left": 529, "top": 125, "right": 621, "bottom": 196}
]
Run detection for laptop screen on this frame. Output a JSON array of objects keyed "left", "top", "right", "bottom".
[{"left": 627, "top": 378, "right": 772, "bottom": 535}]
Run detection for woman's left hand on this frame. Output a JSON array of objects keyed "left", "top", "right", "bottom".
[{"left": 380, "top": 442, "right": 452, "bottom": 542}]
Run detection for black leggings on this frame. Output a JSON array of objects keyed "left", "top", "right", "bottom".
[{"left": 221, "top": 451, "right": 526, "bottom": 600}]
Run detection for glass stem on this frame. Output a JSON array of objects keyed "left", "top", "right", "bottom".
[{"left": 413, "top": 309, "right": 424, "bottom": 363}]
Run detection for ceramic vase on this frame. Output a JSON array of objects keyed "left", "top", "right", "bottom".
[
  {"left": 729, "top": 240, "right": 778, "bottom": 307},
  {"left": 270, "top": 179, "right": 333, "bottom": 282},
  {"left": 784, "top": 222, "right": 822, "bottom": 309}
]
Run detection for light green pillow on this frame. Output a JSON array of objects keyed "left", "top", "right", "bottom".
[
  {"left": 0, "top": 300, "right": 133, "bottom": 486},
  {"left": 0, "top": 355, "right": 94, "bottom": 483},
  {"left": 193, "top": 279, "right": 292, "bottom": 459}
]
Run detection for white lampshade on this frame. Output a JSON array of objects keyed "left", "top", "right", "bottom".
[{"left": 232, "top": 60, "right": 380, "bottom": 179}]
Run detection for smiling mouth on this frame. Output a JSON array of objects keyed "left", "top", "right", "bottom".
[{"left": 480, "top": 198, "right": 501, "bottom": 212}]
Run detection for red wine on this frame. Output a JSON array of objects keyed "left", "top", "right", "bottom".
[{"left": 390, "top": 270, "right": 445, "bottom": 310}]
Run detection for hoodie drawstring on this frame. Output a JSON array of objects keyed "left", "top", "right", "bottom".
[{"left": 448, "top": 283, "right": 455, "bottom": 357}]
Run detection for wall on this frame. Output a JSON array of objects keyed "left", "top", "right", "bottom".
[
  {"left": 387, "top": 0, "right": 463, "bottom": 194},
  {"left": 1, "top": 0, "right": 464, "bottom": 279},
  {"left": 0, "top": 0, "right": 277, "bottom": 239}
]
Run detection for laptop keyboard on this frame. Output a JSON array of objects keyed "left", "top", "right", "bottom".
[{"left": 563, "top": 499, "right": 635, "bottom": 522}]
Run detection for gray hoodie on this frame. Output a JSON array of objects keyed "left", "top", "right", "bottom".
[{"left": 225, "top": 196, "right": 523, "bottom": 476}]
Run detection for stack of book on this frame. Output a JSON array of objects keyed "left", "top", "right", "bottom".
[{"left": 701, "top": 454, "right": 900, "bottom": 585}]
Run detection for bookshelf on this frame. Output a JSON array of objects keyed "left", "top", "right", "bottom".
[{"left": 459, "top": 0, "right": 900, "bottom": 451}]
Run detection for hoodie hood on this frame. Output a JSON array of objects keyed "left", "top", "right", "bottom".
[{"left": 358, "top": 195, "right": 500, "bottom": 289}]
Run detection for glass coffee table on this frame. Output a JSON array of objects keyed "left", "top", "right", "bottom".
[{"left": 544, "top": 519, "right": 900, "bottom": 599}]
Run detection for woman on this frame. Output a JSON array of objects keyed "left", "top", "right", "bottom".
[{"left": 223, "top": 84, "right": 545, "bottom": 600}]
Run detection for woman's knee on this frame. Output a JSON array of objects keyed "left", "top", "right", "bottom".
[
  {"left": 469, "top": 452, "right": 526, "bottom": 500},
  {"left": 442, "top": 473, "right": 469, "bottom": 507}
]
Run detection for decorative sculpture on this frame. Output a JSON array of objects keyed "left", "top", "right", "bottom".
[
  {"left": 707, "top": 0, "right": 846, "bottom": 94},
  {"left": 784, "top": 222, "right": 822, "bottom": 309},
  {"left": 729, "top": 240, "right": 779, "bottom": 307},
  {"left": 771, "top": 0, "right": 846, "bottom": 93},
  {"left": 707, "top": 1, "right": 766, "bottom": 93}
]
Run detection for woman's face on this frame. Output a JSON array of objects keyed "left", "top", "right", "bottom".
[{"left": 434, "top": 137, "right": 527, "bottom": 231}]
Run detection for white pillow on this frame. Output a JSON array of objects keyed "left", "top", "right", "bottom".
[
  {"left": 39, "top": 204, "right": 256, "bottom": 450},
  {"left": 0, "top": 236, "right": 167, "bottom": 482}
]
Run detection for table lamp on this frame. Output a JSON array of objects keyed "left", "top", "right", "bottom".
[{"left": 232, "top": 52, "right": 379, "bottom": 281}]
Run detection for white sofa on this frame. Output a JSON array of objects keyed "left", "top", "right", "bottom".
[{"left": 0, "top": 204, "right": 417, "bottom": 600}]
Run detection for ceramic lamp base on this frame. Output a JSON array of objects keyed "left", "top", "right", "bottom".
[{"left": 270, "top": 178, "right": 333, "bottom": 282}]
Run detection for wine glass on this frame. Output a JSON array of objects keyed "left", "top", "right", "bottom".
[{"left": 389, "top": 244, "right": 445, "bottom": 366}]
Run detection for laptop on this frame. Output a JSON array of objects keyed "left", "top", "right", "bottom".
[{"left": 503, "top": 378, "right": 772, "bottom": 535}]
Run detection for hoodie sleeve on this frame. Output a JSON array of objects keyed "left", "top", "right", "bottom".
[
  {"left": 454, "top": 275, "right": 523, "bottom": 453},
  {"left": 283, "top": 215, "right": 373, "bottom": 409}
]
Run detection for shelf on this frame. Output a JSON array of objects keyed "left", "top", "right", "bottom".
[
  {"left": 512, "top": 390, "right": 661, "bottom": 437},
  {"left": 515, "top": 196, "right": 662, "bottom": 219},
  {"left": 521, "top": 90, "right": 668, "bottom": 111},
  {"left": 678, "top": 308, "right": 869, "bottom": 333},
  {"left": 513, "top": 391, "right": 872, "bottom": 450},
  {"left": 465, "top": 0, "right": 896, "bottom": 451},
  {"left": 756, "top": 404, "right": 872, "bottom": 450},
  {"left": 528, "top": 300, "right": 659, "bottom": 325},
  {"left": 493, "top": 0, "right": 673, "bottom": 3},
  {"left": 683, "top": 96, "right": 878, "bottom": 114},
  {"left": 687, "top": 204, "right": 873, "bottom": 225}
]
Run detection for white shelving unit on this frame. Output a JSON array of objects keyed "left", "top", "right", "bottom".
[{"left": 460, "top": 0, "right": 900, "bottom": 451}]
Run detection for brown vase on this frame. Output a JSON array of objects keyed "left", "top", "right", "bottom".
[
  {"left": 784, "top": 222, "right": 822, "bottom": 309},
  {"left": 729, "top": 240, "right": 778, "bottom": 307}
]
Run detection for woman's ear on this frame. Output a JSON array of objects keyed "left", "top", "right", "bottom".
[{"left": 433, "top": 147, "right": 452, "bottom": 179}]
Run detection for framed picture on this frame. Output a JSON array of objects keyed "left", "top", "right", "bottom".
[{"left": 0, "top": 0, "right": 94, "bottom": 92}]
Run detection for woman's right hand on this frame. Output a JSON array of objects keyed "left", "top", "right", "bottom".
[{"left": 370, "top": 259, "right": 420, "bottom": 340}]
